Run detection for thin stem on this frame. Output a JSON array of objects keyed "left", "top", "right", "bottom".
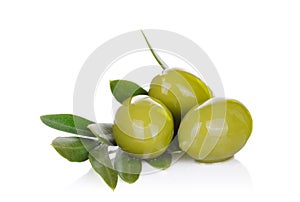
[{"left": 140, "top": 30, "right": 168, "bottom": 70}]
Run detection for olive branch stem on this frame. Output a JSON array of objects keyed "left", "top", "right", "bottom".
[{"left": 141, "top": 30, "right": 169, "bottom": 70}]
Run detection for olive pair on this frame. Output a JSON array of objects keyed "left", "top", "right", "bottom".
[{"left": 113, "top": 69, "right": 252, "bottom": 162}]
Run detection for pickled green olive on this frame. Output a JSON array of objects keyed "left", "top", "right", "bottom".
[
  {"left": 113, "top": 95, "right": 174, "bottom": 159},
  {"left": 178, "top": 98, "right": 252, "bottom": 163},
  {"left": 148, "top": 68, "right": 213, "bottom": 130}
]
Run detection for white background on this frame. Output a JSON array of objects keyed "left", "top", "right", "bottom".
[{"left": 1, "top": 0, "right": 300, "bottom": 201}]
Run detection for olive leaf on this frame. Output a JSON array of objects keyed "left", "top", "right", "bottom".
[
  {"left": 145, "top": 152, "right": 172, "bottom": 170},
  {"left": 40, "top": 114, "right": 95, "bottom": 137},
  {"left": 114, "top": 149, "right": 142, "bottom": 184},
  {"left": 110, "top": 80, "right": 148, "bottom": 103},
  {"left": 141, "top": 30, "right": 168, "bottom": 70},
  {"left": 89, "top": 145, "right": 118, "bottom": 190},
  {"left": 87, "top": 123, "right": 116, "bottom": 145},
  {"left": 52, "top": 137, "right": 100, "bottom": 162}
]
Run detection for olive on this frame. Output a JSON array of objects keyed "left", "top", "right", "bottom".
[
  {"left": 113, "top": 95, "right": 174, "bottom": 159},
  {"left": 148, "top": 68, "right": 213, "bottom": 130},
  {"left": 178, "top": 98, "right": 252, "bottom": 163}
]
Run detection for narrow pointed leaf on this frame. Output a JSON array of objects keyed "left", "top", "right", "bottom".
[
  {"left": 110, "top": 80, "right": 148, "bottom": 103},
  {"left": 80, "top": 137, "right": 102, "bottom": 152},
  {"left": 145, "top": 152, "right": 172, "bottom": 170},
  {"left": 87, "top": 123, "right": 116, "bottom": 145},
  {"left": 40, "top": 114, "right": 95, "bottom": 137},
  {"left": 51, "top": 137, "right": 100, "bottom": 162},
  {"left": 141, "top": 30, "right": 168, "bottom": 70},
  {"left": 114, "top": 149, "right": 142, "bottom": 184},
  {"left": 89, "top": 145, "right": 118, "bottom": 190}
]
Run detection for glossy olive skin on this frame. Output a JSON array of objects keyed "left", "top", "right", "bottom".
[
  {"left": 113, "top": 95, "right": 174, "bottom": 159},
  {"left": 178, "top": 98, "right": 252, "bottom": 163},
  {"left": 148, "top": 68, "right": 213, "bottom": 130}
]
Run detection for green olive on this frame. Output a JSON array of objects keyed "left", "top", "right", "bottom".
[
  {"left": 178, "top": 98, "right": 252, "bottom": 163},
  {"left": 113, "top": 95, "right": 174, "bottom": 159},
  {"left": 148, "top": 68, "right": 213, "bottom": 130}
]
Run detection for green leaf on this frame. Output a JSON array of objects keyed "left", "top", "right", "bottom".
[
  {"left": 114, "top": 149, "right": 142, "bottom": 184},
  {"left": 80, "top": 138, "right": 102, "bottom": 152},
  {"left": 89, "top": 145, "right": 118, "bottom": 190},
  {"left": 51, "top": 137, "right": 100, "bottom": 162},
  {"left": 145, "top": 152, "right": 172, "bottom": 170},
  {"left": 40, "top": 114, "right": 95, "bottom": 137},
  {"left": 110, "top": 80, "right": 148, "bottom": 103},
  {"left": 141, "top": 30, "right": 168, "bottom": 70},
  {"left": 87, "top": 123, "right": 116, "bottom": 145}
]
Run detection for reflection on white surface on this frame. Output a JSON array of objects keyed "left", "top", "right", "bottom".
[
  {"left": 65, "top": 168, "right": 106, "bottom": 193},
  {"left": 66, "top": 155, "right": 252, "bottom": 192},
  {"left": 168, "top": 155, "right": 252, "bottom": 190}
]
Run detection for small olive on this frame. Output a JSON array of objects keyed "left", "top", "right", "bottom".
[
  {"left": 148, "top": 68, "right": 213, "bottom": 130},
  {"left": 178, "top": 98, "right": 252, "bottom": 163},
  {"left": 113, "top": 95, "right": 174, "bottom": 159}
]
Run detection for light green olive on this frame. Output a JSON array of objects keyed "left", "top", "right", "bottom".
[
  {"left": 148, "top": 68, "right": 213, "bottom": 130},
  {"left": 113, "top": 95, "right": 174, "bottom": 159},
  {"left": 178, "top": 98, "right": 252, "bottom": 163}
]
